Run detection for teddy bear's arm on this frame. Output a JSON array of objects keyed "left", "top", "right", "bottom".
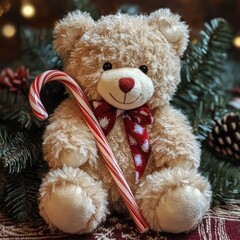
[
  {"left": 150, "top": 104, "right": 201, "bottom": 169},
  {"left": 43, "top": 98, "right": 98, "bottom": 168}
]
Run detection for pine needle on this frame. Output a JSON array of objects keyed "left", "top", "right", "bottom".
[
  {"left": 2, "top": 168, "right": 41, "bottom": 221},
  {"left": 0, "top": 129, "right": 42, "bottom": 174},
  {"left": 201, "top": 149, "right": 240, "bottom": 202},
  {"left": 0, "top": 90, "right": 43, "bottom": 129},
  {"left": 0, "top": 171, "right": 6, "bottom": 200}
]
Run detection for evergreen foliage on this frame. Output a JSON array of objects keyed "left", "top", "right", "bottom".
[
  {"left": 173, "top": 18, "right": 234, "bottom": 142},
  {"left": 2, "top": 168, "right": 42, "bottom": 221},
  {"left": 0, "top": 0, "right": 239, "bottom": 221},
  {"left": 201, "top": 148, "right": 240, "bottom": 203},
  {"left": 0, "top": 90, "right": 42, "bottom": 129},
  {"left": 0, "top": 171, "right": 6, "bottom": 199},
  {"left": 20, "top": 28, "right": 63, "bottom": 77},
  {"left": 69, "top": 0, "right": 99, "bottom": 20},
  {"left": 0, "top": 129, "right": 42, "bottom": 174}
]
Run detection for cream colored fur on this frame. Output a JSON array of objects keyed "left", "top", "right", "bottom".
[{"left": 39, "top": 8, "right": 212, "bottom": 235}]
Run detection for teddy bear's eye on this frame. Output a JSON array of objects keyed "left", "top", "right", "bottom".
[
  {"left": 139, "top": 65, "right": 148, "bottom": 74},
  {"left": 103, "top": 62, "right": 112, "bottom": 71}
]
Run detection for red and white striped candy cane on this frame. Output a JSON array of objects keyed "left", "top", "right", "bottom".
[{"left": 29, "top": 70, "right": 149, "bottom": 233}]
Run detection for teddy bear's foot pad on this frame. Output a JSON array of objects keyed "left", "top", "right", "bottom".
[
  {"left": 156, "top": 185, "right": 208, "bottom": 233},
  {"left": 137, "top": 168, "right": 212, "bottom": 233},
  {"left": 39, "top": 167, "right": 108, "bottom": 234}
]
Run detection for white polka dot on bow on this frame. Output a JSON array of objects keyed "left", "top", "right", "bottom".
[
  {"left": 133, "top": 124, "right": 144, "bottom": 135},
  {"left": 141, "top": 139, "right": 150, "bottom": 152},
  {"left": 99, "top": 117, "right": 110, "bottom": 129},
  {"left": 134, "top": 154, "right": 142, "bottom": 166}
]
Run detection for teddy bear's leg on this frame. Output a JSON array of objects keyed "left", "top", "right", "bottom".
[
  {"left": 39, "top": 166, "right": 108, "bottom": 234},
  {"left": 136, "top": 167, "right": 211, "bottom": 233}
]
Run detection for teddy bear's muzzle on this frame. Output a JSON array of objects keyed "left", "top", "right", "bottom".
[{"left": 97, "top": 67, "right": 154, "bottom": 110}]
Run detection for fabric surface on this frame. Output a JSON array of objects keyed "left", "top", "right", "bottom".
[{"left": 0, "top": 200, "right": 239, "bottom": 240}]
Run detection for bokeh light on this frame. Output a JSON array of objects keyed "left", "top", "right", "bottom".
[
  {"left": 233, "top": 35, "right": 240, "bottom": 48},
  {"left": 20, "top": 3, "right": 36, "bottom": 18},
  {"left": 2, "top": 24, "right": 16, "bottom": 38}
]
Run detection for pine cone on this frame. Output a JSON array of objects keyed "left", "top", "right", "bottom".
[
  {"left": 208, "top": 112, "right": 240, "bottom": 161},
  {"left": 0, "top": 66, "right": 30, "bottom": 95}
]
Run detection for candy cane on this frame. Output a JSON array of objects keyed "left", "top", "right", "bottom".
[{"left": 29, "top": 70, "right": 149, "bottom": 233}]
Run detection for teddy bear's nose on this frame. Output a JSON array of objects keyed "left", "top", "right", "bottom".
[{"left": 119, "top": 78, "right": 135, "bottom": 93}]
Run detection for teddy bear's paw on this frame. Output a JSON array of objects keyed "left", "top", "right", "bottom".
[
  {"left": 155, "top": 185, "right": 209, "bottom": 233},
  {"left": 136, "top": 167, "right": 212, "bottom": 233},
  {"left": 44, "top": 139, "right": 97, "bottom": 169},
  {"left": 58, "top": 148, "right": 87, "bottom": 167},
  {"left": 39, "top": 166, "right": 108, "bottom": 234}
]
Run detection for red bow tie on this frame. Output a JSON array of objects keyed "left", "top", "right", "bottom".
[{"left": 92, "top": 100, "right": 153, "bottom": 182}]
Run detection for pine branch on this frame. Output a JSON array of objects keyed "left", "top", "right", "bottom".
[
  {"left": 191, "top": 92, "right": 230, "bottom": 142},
  {"left": 68, "top": 0, "right": 99, "bottom": 20},
  {"left": 0, "top": 90, "right": 43, "bottom": 129},
  {"left": 2, "top": 168, "right": 41, "bottom": 221},
  {"left": 0, "top": 170, "right": 6, "bottom": 200},
  {"left": 0, "top": 129, "right": 42, "bottom": 175},
  {"left": 20, "top": 27, "right": 62, "bottom": 77},
  {"left": 118, "top": 4, "right": 140, "bottom": 15},
  {"left": 173, "top": 18, "right": 233, "bottom": 142},
  {"left": 200, "top": 148, "right": 240, "bottom": 203},
  {"left": 181, "top": 18, "right": 232, "bottom": 86}
]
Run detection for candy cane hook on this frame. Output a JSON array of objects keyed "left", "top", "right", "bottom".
[{"left": 29, "top": 70, "right": 149, "bottom": 233}]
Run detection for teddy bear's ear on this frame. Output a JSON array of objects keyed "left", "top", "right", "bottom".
[
  {"left": 54, "top": 10, "right": 94, "bottom": 60},
  {"left": 148, "top": 9, "right": 189, "bottom": 56}
]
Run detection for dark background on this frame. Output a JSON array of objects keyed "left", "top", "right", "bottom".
[{"left": 0, "top": 0, "right": 239, "bottom": 67}]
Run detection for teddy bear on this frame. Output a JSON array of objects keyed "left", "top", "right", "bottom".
[{"left": 38, "top": 8, "right": 212, "bottom": 234}]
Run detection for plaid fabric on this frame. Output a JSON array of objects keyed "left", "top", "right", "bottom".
[{"left": 0, "top": 200, "right": 239, "bottom": 240}]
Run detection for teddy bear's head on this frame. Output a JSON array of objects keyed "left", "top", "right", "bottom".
[{"left": 54, "top": 9, "right": 189, "bottom": 109}]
